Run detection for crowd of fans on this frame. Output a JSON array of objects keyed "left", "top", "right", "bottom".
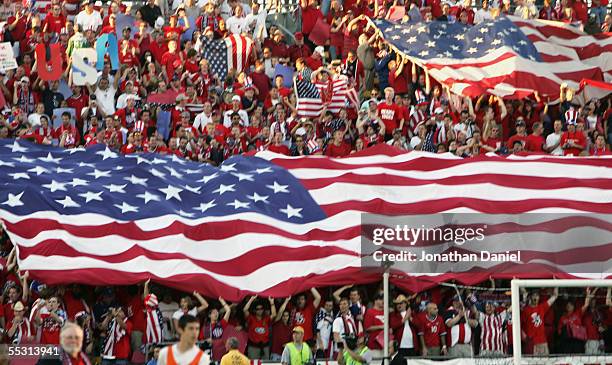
[
  {"left": 0, "top": 0, "right": 609, "bottom": 159},
  {"left": 2, "top": 238, "right": 612, "bottom": 364}
]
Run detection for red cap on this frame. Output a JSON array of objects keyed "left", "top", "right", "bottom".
[{"left": 294, "top": 32, "right": 303, "bottom": 40}]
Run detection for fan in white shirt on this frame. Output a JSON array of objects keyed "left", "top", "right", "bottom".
[
  {"left": 194, "top": 102, "right": 214, "bottom": 133},
  {"left": 75, "top": 0, "right": 103, "bottom": 32},
  {"left": 226, "top": 5, "right": 254, "bottom": 34},
  {"left": 333, "top": 298, "right": 362, "bottom": 354},
  {"left": 545, "top": 119, "right": 564, "bottom": 156}
]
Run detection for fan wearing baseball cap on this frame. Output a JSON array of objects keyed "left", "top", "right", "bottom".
[
  {"left": 281, "top": 326, "right": 313, "bottom": 365},
  {"left": 289, "top": 32, "right": 312, "bottom": 63}
]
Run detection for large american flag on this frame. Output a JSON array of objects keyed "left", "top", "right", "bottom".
[
  {"left": 201, "top": 34, "right": 253, "bottom": 80},
  {"left": 0, "top": 140, "right": 610, "bottom": 300},
  {"left": 374, "top": 16, "right": 612, "bottom": 99},
  {"left": 295, "top": 70, "right": 349, "bottom": 118}
]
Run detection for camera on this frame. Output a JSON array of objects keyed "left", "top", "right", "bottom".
[{"left": 344, "top": 335, "right": 358, "bottom": 351}]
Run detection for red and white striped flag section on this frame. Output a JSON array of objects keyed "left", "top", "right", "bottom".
[
  {"left": 255, "top": 145, "right": 612, "bottom": 294},
  {"left": 1, "top": 141, "right": 611, "bottom": 300},
  {"left": 373, "top": 16, "right": 611, "bottom": 99},
  {"left": 295, "top": 73, "right": 349, "bottom": 117},
  {"left": 201, "top": 34, "right": 253, "bottom": 80}
]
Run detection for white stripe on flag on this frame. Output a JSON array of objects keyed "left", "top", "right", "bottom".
[{"left": 225, "top": 36, "right": 234, "bottom": 73}]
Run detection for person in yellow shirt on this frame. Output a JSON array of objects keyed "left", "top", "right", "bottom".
[{"left": 221, "top": 337, "right": 250, "bottom": 365}]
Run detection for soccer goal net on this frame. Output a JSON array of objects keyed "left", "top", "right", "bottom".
[{"left": 510, "top": 279, "right": 612, "bottom": 365}]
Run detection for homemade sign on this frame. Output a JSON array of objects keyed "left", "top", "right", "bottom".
[
  {"left": 35, "top": 44, "right": 63, "bottom": 81},
  {"left": 95, "top": 33, "right": 120, "bottom": 70},
  {"left": 274, "top": 64, "right": 295, "bottom": 88},
  {"left": 72, "top": 48, "right": 98, "bottom": 86},
  {"left": 0, "top": 42, "right": 17, "bottom": 72}
]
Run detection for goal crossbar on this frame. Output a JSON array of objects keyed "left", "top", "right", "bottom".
[{"left": 511, "top": 279, "right": 612, "bottom": 365}]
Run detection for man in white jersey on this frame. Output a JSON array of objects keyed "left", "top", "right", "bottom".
[{"left": 158, "top": 314, "right": 210, "bottom": 365}]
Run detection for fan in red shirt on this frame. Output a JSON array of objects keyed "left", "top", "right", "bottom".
[
  {"left": 243, "top": 296, "right": 277, "bottom": 358},
  {"left": 62, "top": 286, "right": 91, "bottom": 321},
  {"left": 521, "top": 288, "right": 558, "bottom": 355},
  {"left": 558, "top": 288, "right": 596, "bottom": 353},
  {"left": 7, "top": 301, "right": 34, "bottom": 344},
  {"left": 524, "top": 122, "right": 545, "bottom": 153},
  {"left": 571, "top": 0, "right": 588, "bottom": 23},
  {"left": 506, "top": 118, "right": 528, "bottom": 150},
  {"left": 54, "top": 112, "right": 81, "bottom": 149},
  {"left": 163, "top": 14, "right": 188, "bottom": 41},
  {"left": 300, "top": 0, "right": 323, "bottom": 38},
  {"left": 583, "top": 292, "right": 605, "bottom": 354},
  {"left": 36, "top": 296, "right": 67, "bottom": 344},
  {"left": 66, "top": 86, "right": 89, "bottom": 133},
  {"left": 560, "top": 120, "right": 586, "bottom": 156},
  {"left": 325, "top": 129, "right": 351, "bottom": 157},
  {"left": 363, "top": 294, "right": 386, "bottom": 355},
  {"left": 43, "top": 4, "right": 67, "bottom": 35},
  {"left": 100, "top": 14, "right": 118, "bottom": 35},
  {"left": 591, "top": 134, "right": 608, "bottom": 156},
  {"left": 377, "top": 87, "right": 404, "bottom": 138},
  {"left": 2, "top": 281, "right": 26, "bottom": 326},
  {"left": 161, "top": 40, "right": 182, "bottom": 81},
  {"left": 267, "top": 133, "right": 290, "bottom": 155},
  {"left": 288, "top": 288, "right": 321, "bottom": 342},
  {"left": 416, "top": 302, "right": 447, "bottom": 356},
  {"left": 271, "top": 304, "right": 293, "bottom": 358}
]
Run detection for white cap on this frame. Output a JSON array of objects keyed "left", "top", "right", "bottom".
[
  {"left": 155, "top": 17, "right": 165, "bottom": 29},
  {"left": 295, "top": 127, "right": 307, "bottom": 136},
  {"left": 434, "top": 107, "right": 444, "bottom": 115},
  {"left": 314, "top": 46, "right": 325, "bottom": 57},
  {"left": 232, "top": 95, "right": 241, "bottom": 102}
]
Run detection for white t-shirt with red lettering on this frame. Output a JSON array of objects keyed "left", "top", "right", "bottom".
[{"left": 377, "top": 102, "right": 403, "bottom": 133}]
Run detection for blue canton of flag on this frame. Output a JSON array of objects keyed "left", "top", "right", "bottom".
[
  {"left": 201, "top": 37, "right": 230, "bottom": 80},
  {"left": 0, "top": 140, "right": 326, "bottom": 223},
  {"left": 375, "top": 17, "right": 541, "bottom": 62}
]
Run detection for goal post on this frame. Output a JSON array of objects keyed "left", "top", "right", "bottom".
[{"left": 510, "top": 279, "right": 612, "bottom": 365}]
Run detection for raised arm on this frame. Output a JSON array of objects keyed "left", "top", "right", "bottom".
[
  {"left": 311, "top": 287, "right": 321, "bottom": 308},
  {"left": 275, "top": 296, "right": 291, "bottom": 322},
  {"left": 466, "top": 97, "right": 475, "bottom": 119},
  {"left": 143, "top": 278, "right": 150, "bottom": 299},
  {"left": 269, "top": 297, "right": 277, "bottom": 319},
  {"left": 333, "top": 284, "right": 353, "bottom": 304},
  {"left": 219, "top": 297, "right": 231, "bottom": 321},
  {"left": 547, "top": 287, "right": 559, "bottom": 307},
  {"left": 20, "top": 271, "right": 29, "bottom": 303},
  {"left": 474, "top": 94, "right": 485, "bottom": 112},
  {"left": 497, "top": 96, "right": 507, "bottom": 120},
  {"left": 582, "top": 288, "right": 597, "bottom": 313},
  {"left": 394, "top": 55, "right": 406, "bottom": 77},
  {"left": 6, "top": 247, "right": 16, "bottom": 273},
  {"left": 559, "top": 83, "right": 567, "bottom": 103},
  {"left": 194, "top": 292, "right": 209, "bottom": 313},
  {"left": 243, "top": 295, "right": 257, "bottom": 318}
]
